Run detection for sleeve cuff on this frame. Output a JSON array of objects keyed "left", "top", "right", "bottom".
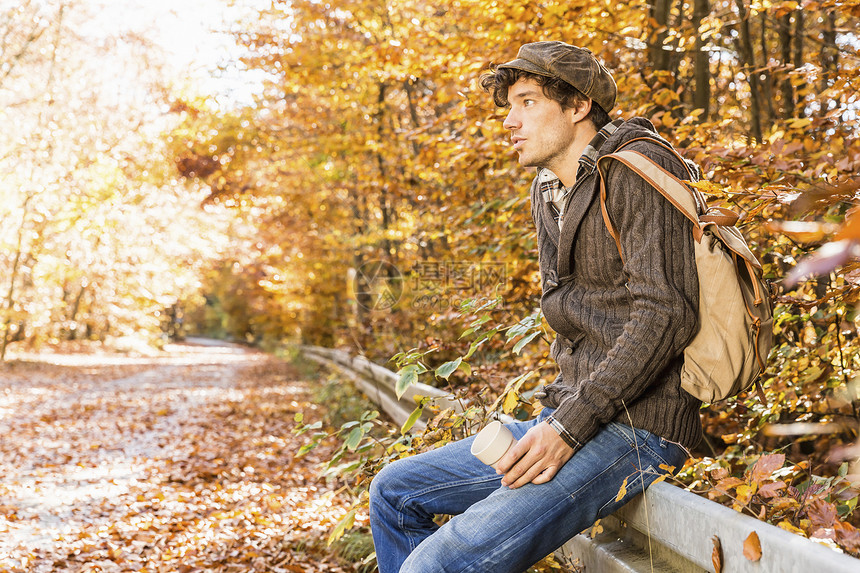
[{"left": 545, "top": 414, "right": 583, "bottom": 450}]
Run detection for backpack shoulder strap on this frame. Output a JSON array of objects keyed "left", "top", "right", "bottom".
[{"left": 597, "top": 147, "right": 707, "bottom": 262}]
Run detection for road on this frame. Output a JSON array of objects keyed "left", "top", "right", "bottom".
[{"left": 0, "top": 339, "right": 354, "bottom": 572}]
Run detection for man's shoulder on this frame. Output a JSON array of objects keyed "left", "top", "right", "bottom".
[
  {"left": 615, "top": 137, "right": 681, "bottom": 162},
  {"left": 606, "top": 137, "right": 694, "bottom": 181}
]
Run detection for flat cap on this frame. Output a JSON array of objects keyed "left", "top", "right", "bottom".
[{"left": 498, "top": 41, "right": 617, "bottom": 112}]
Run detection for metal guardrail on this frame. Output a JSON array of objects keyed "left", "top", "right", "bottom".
[
  {"left": 300, "top": 345, "right": 859, "bottom": 573},
  {"left": 300, "top": 345, "right": 464, "bottom": 431}
]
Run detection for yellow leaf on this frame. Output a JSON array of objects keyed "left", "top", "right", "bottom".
[
  {"left": 615, "top": 477, "right": 629, "bottom": 502},
  {"left": 768, "top": 129, "right": 785, "bottom": 144},
  {"left": 736, "top": 484, "right": 756, "bottom": 504},
  {"left": 777, "top": 520, "right": 806, "bottom": 535},
  {"left": 502, "top": 391, "right": 519, "bottom": 414},
  {"left": 687, "top": 180, "right": 726, "bottom": 196},
  {"left": 328, "top": 508, "right": 357, "bottom": 546}
]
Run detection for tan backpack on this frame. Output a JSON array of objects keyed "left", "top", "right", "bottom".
[{"left": 596, "top": 139, "right": 774, "bottom": 403}]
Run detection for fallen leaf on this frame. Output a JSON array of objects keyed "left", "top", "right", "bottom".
[
  {"left": 736, "top": 484, "right": 756, "bottom": 504},
  {"left": 757, "top": 480, "right": 786, "bottom": 498},
  {"left": 808, "top": 498, "right": 838, "bottom": 529},
  {"left": 712, "top": 535, "right": 722, "bottom": 573},
  {"left": 614, "top": 477, "right": 629, "bottom": 502},
  {"left": 749, "top": 453, "right": 785, "bottom": 482},
  {"left": 743, "top": 531, "right": 762, "bottom": 561},
  {"left": 834, "top": 521, "right": 860, "bottom": 553},
  {"left": 709, "top": 467, "right": 729, "bottom": 481},
  {"left": 715, "top": 476, "right": 744, "bottom": 493},
  {"left": 777, "top": 520, "right": 806, "bottom": 536}
]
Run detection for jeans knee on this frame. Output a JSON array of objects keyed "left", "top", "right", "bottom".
[{"left": 369, "top": 457, "right": 405, "bottom": 511}]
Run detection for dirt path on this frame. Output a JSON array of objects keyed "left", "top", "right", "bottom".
[{"left": 0, "top": 340, "right": 354, "bottom": 572}]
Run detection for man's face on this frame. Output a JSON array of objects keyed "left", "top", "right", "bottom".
[{"left": 502, "top": 78, "right": 579, "bottom": 172}]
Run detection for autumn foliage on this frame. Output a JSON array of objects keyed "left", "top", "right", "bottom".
[{"left": 3, "top": 0, "right": 860, "bottom": 565}]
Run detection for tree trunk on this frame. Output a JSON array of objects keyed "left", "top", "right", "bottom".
[
  {"left": 779, "top": 13, "right": 795, "bottom": 118},
  {"left": 0, "top": 194, "right": 33, "bottom": 361},
  {"left": 66, "top": 284, "right": 88, "bottom": 340},
  {"left": 819, "top": 9, "right": 838, "bottom": 115},
  {"left": 759, "top": 13, "right": 776, "bottom": 123},
  {"left": 734, "top": 0, "right": 763, "bottom": 142},
  {"left": 649, "top": 0, "right": 672, "bottom": 71},
  {"left": 793, "top": 8, "right": 805, "bottom": 112},
  {"left": 375, "top": 82, "right": 396, "bottom": 264},
  {"left": 1, "top": 2, "right": 65, "bottom": 360},
  {"left": 692, "top": 0, "right": 711, "bottom": 118}
]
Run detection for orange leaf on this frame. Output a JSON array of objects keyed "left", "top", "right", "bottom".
[
  {"left": 750, "top": 453, "right": 785, "bottom": 482},
  {"left": 716, "top": 477, "right": 744, "bottom": 492},
  {"left": 712, "top": 535, "right": 723, "bottom": 573},
  {"left": 808, "top": 498, "right": 838, "bottom": 529},
  {"left": 743, "top": 531, "right": 762, "bottom": 561},
  {"left": 757, "top": 480, "right": 786, "bottom": 498},
  {"left": 709, "top": 467, "right": 729, "bottom": 481}
]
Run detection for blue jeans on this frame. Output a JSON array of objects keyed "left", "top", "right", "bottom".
[{"left": 369, "top": 409, "right": 687, "bottom": 573}]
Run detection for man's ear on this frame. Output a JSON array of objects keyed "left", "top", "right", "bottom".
[{"left": 570, "top": 98, "right": 592, "bottom": 123}]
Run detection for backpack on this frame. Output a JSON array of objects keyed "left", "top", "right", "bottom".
[{"left": 596, "top": 138, "right": 774, "bottom": 403}]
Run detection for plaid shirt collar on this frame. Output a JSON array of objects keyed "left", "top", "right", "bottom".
[{"left": 538, "top": 119, "right": 624, "bottom": 209}]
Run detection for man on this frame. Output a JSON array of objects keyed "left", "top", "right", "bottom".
[{"left": 370, "top": 41, "right": 702, "bottom": 573}]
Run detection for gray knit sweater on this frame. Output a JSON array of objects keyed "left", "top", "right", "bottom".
[{"left": 532, "top": 118, "right": 703, "bottom": 450}]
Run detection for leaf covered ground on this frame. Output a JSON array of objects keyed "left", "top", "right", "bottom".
[{"left": 0, "top": 341, "right": 360, "bottom": 573}]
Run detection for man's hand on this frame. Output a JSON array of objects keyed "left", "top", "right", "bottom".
[{"left": 495, "top": 421, "right": 576, "bottom": 489}]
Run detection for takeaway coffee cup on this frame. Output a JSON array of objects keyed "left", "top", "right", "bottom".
[{"left": 471, "top": 420, "right": 517, "bottom": 468}]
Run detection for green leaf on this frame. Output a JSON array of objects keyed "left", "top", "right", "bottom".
[
  {"left": 396, "top": 365, "right": 419, "bottom": 399},
  {"left": 401, "top": 403, "right": 425, "bottom": 434},
  {"left": 459, "top": 327, "right": 476, "bottom": 339},
  {"left": 355, "top": 442, "right": 374, "bottom": 454},
  {"left": 294, "top": 420, "right": 322, "bottom": 435},
  {"left": 294, "top": 412, "right": 303, "bottom": 424},
  {"left": 344, "top": 427, "right": 363, "bottom": 451},
  {"left": 512, "top": 331, "right": 541, "bottom": 354},
  {"left": 465, "top": 328, "right": 498, "bottom": 359},
  {"left": 325, "top": 459, "right": 364, "bottom": 475},
  {"left": 362, "top": 410, "right": 380, "bottom": 422},
  {"left": 296, "top": 442, "right": 317, "bottom": 457},
  {"left": 464, "top": 339, "right": 483, "bottom": 359},
  {"left": 435, "top": 358, "right": 462, "bottom": 380},
  {"left": 459, "top": 361, "right": 472, "bottom": 376},
  {"left": 469, "top": 314, "right": 491, "bottom": 328}
]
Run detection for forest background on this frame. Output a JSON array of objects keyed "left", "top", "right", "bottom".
[{"left": 3, "top": 0, "right": 860, "bottom": 563}]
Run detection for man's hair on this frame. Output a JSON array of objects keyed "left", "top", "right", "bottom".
[{"left": 480, "top": 67, "right": 611, "bottom": 130}]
